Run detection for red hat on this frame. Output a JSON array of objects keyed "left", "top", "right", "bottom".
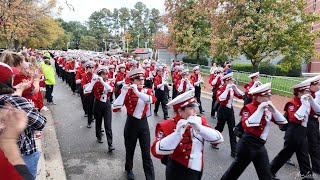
[{"left": 0, "top": 62, "right": 13, "bottom": 83}]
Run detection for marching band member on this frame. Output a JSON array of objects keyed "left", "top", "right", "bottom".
[
  {"left": 151, "top": 90, "right": 224, "bottom": 180},
  {"left": 115, "top": 63, "right": 126, "bottom": 98},
  {"left": 91, "top": 66, "right": 115, "bottom": 152},
  {"left": 153, "top": 66, "right": 169, "bottom": 119},
  {"left": 172, "top": 65, "right": 182, "bottom": 99},
  {"left": 144, "top": 63, "right": 153, "bottom": 89},
  {"left": 221, "top": 83, "right": 287, "bottom": 180},
  {"left": 215, "top": 72, "right": 244, "bottom": 157},
  {"left": 270, "top": 80, "right": 320, "bottom": 180},
  {"left": 190, "top": 66, "right": 205, "bottom": 114},
  {"left": 81, "top": 61, "right": 97, "bottom": 128},
  {"left": 176, "top": 69, "right": 194, "bottom": 95},
  {"left": 209, "top": 67, "right": 223, "bottom": 118},
  {"left": 244, "top": 72, "right": 262, "bottom": 106},
  {"left": 306, "top": 75, "right": 320, "bottom": 174},
  {"left": 113, "top": 68, "right": 156, "bottom": 180},
  {"left": 108, "top": 65, "right": 116, "bottom": 103}
]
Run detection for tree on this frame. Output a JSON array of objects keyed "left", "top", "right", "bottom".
[
  {"left": 210, "top": 0, "right": 320, "bottom": 71},
  {"left": 79, "top": 36, "right": 98, "bottom": 50},
  {"left": 165, "top": 0, "right": 211, "bottom": 64},
  {"left": 58, "top": 19, "right": 88, "bottom": 49}
]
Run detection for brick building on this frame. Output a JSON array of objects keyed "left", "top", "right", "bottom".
[{"left": 305, "top": 0, "right": 320, "bottom": 72}]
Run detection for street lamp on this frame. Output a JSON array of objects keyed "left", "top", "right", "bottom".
[
  {"left": 137, "top": 34, "right": 140, "bottom": 48},
  {"left": 103, "top": 39, "right": 107, "bottom": 52}
]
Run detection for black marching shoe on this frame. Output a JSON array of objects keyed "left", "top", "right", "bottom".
[
  {"left": 211, "top": 144, "right": 219, "bottom": 149},
  {"left": 126, "top": 170, "right": 135, "bottom": 180},
  {"left": 200, "top": 110, "right": 205, "bottom": 114},
  {"left": 164, "top": 116, "right": 169, "bottom": 120},
  {"left": 101, "top": 129, "right": 105, "bottom": 133},
  {"left": 97, "top": 138, "right": 103, "bottom": 143},
  {"left": 271, "top": 174, "right": 280, "bottom": 180},
  {"left": 285, "top": 159, "right": 295, "bottom": 166},
  {"left": 108, "top": 145, "right": 115, "bottom": 152},
  {"left": 87, "top": 123, "right": 92, "bottom": 128},
  {"left": 154, "top": 112, "right": 158, "bottom": 116},
  {"left": 84, "top": 114, "right": 88, "bottom": 117},
  {"left": 230, "top": 152, "right": 237, "bottom": 158}
]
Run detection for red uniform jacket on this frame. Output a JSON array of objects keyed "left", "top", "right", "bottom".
[
  {"left": 153, "top": 75, "right": 162, "bottom": 90},
  {"left": 284, "top": 96, "right": 306, "bottom": 125},
  {"left": 75, "top": 67, "right": 85, "bottom": 82},
  {"left": 80, "top": 72, "right": 93, "bottom": 96},
  {"left": 216, "top": 84, "right": 244, "bottom": 108},
  {"left": 93, "top": 81, "right": 115, "bottom": 102},
  {"left": 115, "top": 72, "right": 126, "bottom": 83},
  {"left": 244, "top": 81, "right": 254, "bottom": 99}
]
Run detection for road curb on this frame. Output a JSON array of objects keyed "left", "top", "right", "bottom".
[{"left": 38, "top": 108, "right": 67, "bottom": 180}]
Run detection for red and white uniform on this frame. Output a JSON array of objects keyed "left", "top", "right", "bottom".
[
  {"left": 75, "top": 66, "right": 85, "bottom": 84},
  {"left": 217, "top": 84, "right": 244, "bottom": 108},
  {"left": 115, "top": 72, "right": 126, "bottom": 85},
  {"left": 81, "top": 72, "right": 93, "bottom": 96},
  {"left": 176, "top": 78, "right": 194, "bottom": 94},
  {"left": 190, "top": 73, "right": 203, "bottom": 87},
  {"left": 93, "top": 81, "right": 115, "bottom": 102},
  {"left": 284, "top": 96, "right": 310, "bottom": 127},
  {"left": 153, "top": 74, "right": 163, "bottom": 90}
]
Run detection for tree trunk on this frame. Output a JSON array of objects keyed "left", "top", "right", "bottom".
[{"left": 196, "top": 49, "right": 200, "bottom": 65}]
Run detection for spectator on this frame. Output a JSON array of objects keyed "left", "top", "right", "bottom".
[
  {"left": 0, "top": 104, "right": 33, "bottom": 180},
  {"left": 0, "top": 62, "right": 47, "bottom": 179},
  {"left": 42, "top": 59, "right": 56, "bottom": 105},
  {"left": 226, "top": 64, "right": 232, "bottom": 74}
]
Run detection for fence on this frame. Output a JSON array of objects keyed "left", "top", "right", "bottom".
[{"left": 181, "top": 63, "right": 304, "bottom": 97}]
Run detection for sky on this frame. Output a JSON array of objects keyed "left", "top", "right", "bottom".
[{"left": 56, "top": 0, "right": 166, "bottom": 23}]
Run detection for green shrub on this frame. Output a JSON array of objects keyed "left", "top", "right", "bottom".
[
  {"left": 258, "top": 62, "right": 276, "bottom": 76},
  {"left": 182, "top": 57, "right": 208, "bottom": 65},
  {"left": 275, "top": 65, "right": 287, "bottom": 76},
  {"left": 232, "top": 64, "right": 254, "bottom": 72}
]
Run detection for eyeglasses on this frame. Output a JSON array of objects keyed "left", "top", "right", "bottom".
[{"left": 88, "top": 66, "right": 94, "bottom": 69}]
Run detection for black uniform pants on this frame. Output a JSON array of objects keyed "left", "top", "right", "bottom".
[
  {"left": 70, "top": 72, "right": 76, "bottom": 93},
  {"left": 94, "top": 100, "right": 112, "bottom": 146},
  {"left": 45, "top": 85, "right": 54, "bottom": 103},
  {"left": 211, "top": 88, "right": 217, "bottom": 117},
  {"left": 172, "top": 84, "right": 178, "bottom": 99},
  {"left": 307, "top": 116, "right": 320, "bottom": 173},
  {"left": 221, "top": 133, "right": 271, "bottom": 180},
  {"left": 144, "top": 80, "right": 153, "bottom": 89},
  {"left": 54, "top": 61, "right": 59, "bottom": 75},
  {"left": 216, "top": 105, "right": 237, "bottom": 154},
  {"left": 124, "top": 114, "right": 155, "bottom": 180},
  {"left": 195, "top": 86, "right": 203, "bottom": 112},
  {"left": 84, "top": 93, "right": 94, "bottom": 125},
  {"left": 270, "top": 123, "right": 312, "bottom": 177},
  {"left": 79, "top": 86, "right": 88, "bottom": 114},
  {"left": 154, "top": 88, "right": 168, "bottom": 118},
  {"left": 115, "top": 84, "right": 123, "bottom": 99},
  {"left": 166, "top": 157, "right": 202, "bottom": 180},
  {"left": 243, "top": 95, "right": 252, "bottom": 106}
]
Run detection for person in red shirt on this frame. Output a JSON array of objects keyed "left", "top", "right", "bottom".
[
  {"left": 144, "top": 64, "right": 153, "bottom": 89},
  {"left": 115, "top": 64, "right": 126, "bottom": 98},
  {"left": 221, "top": 83, "right": 287, "bottom": 180},
  {"left": 215, "top": 72, "right": 245, "bottom": 156},
  {"left": 113, "top": 68, "right": 156, "bottom": 180},
  {"left": 171, "top": 65, "right": 182, "bottom": 99},
  {"left": 176, "top": 69, "right": 194, "bottom": 95},
  {"left": 81, "top": 61, "right": 96, "bottom": 126},
  {"left": 108, "top": 65, "right": 116, "bottom": 103},
  {"left": 90, "top": 66, "right": 115, "bottom": 152},
  {"left": 153, "top": 66, "right": 169, "bottom": 119},
  {"left": 151, "top": 90, "right": 224, "bottom": 180},
  {"left": 208, "top": 67, "right": 223, "bottom": 118},
  {"left": 244, "top": 72, "right": 262, "bottom": 106},
  {"left": 190, "top": 66, "right": 205, "bottom": 114},
  {"left": 270, "top": 80, "right": 320, "bottom": 179}
]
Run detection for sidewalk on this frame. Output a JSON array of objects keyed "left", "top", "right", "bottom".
[
  {"left": 36, "top": 108, "right": 67, "bottom": 180},
  {"left": 201, "top": 75, "right": 291, "bottom": 113}
]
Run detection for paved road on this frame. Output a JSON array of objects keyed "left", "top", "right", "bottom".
[{"left": 49, "top": 77, "right": 318, "bottom": 180}]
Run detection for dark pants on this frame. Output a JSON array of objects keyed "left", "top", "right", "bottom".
[
  {"left": 243, "top": 95, "right": 252, "bottom": 106},
  {"left": 58, "top": 66, "right": 63, "bottom": 78},
  {"left": 76, "top": 84, "right": 81, "bottom": 94},
  {"left": 144, "top": 80, "right": 153, "bottom": 89},
  {"left": 172, "top": 84, "right": 178, "bottom": 99},
  {"left": 70, "top": 73, "right": 76, "bottom": 93},
  {"left": 221, "top": 133, "right": 271, "bottom": 180},
  {"left": 79, "top": 86, "right": 88, "bottom": 114},
  {"left": 216, "top": 105, "right": 237, "bottom": 155},
  {"left": 45, "top": 85, "right": 54, "bottom": 103},
  {"left": 166, "top": 157, "right": 202, "bottom": 180},
  {"left": 154, "top": 88, "right": 168, "bottom": 118},
  {"left": 124, "top": 114, "right": 155, "bottom": 180},
  {"left": 307, "top": 116, "right": 320, "bottom": 173},
  {"left": 94, "top": 100, "right": 112, "bottom": 146},
  {"left": 115, "top": 84, "right": 123, "bottom": 99},
  {"left": 211, "top": 88, "right": 217, "bottom": 117},
  {"left": 270, "top": 123, "right": 312, "bottom": 177},
  {"left": 195, "top": 86, "right": 203, "bottom": 112},
  {"left": 84, "top": 93, "right": 94, "bottom": 125},
  {"left": 54, "top": 61, "right": 59, "bottom": 75}
]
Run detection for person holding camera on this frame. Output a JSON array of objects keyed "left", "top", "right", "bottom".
[{"left": 221, "top": 83, "right": 287, "bottom": 180}]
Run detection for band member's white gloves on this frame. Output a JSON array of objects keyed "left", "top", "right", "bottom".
[
  {"left": 306, "top": 94, "right": 320, "bottom": 113},
  {"left": 98, "top": 77, "right": 112, "bottom": 92},
  {"left": 219, "top": 84, "right": 232, "bottom": 101},
  {"left": 116, "top": 80, "right": 124, "bottom": 85},
  {"left": 187, "top": 116, "right": 224, "bottom": 143},
  {"left": 295, "top": 94, "right": 311, "bottom": 120},
  {"left": 155, "top": 120, "right": 188, "bottom": 155},
  {"left": 245, "top": 102, "right": 269, "bottom": 127},
  {"left": 231, "top": 84, "right": 245, "bottom": 96},
  {"left": 267, "top": 101, "right": 287, "bottom": 124},
  {"left": 131, "top": 84, "right": 152, "bottom": 104}
]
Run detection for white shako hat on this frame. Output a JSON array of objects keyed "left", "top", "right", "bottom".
[
  {"left": 292, "top": 80, "right": 310, "bottom": 92},
  {"left": 95, "top": 66, "right": 108, "bottom": 74},
  {"left": 248, "top": 72, "right": 260, "bottom": 79},
  {"left": 193, "top": 65, "right": 200, "bottom": 71},
  {"left": 84, "top": 61, "right": 95, "bottom": 68},
  {"left": 167, "top": 89, "right": 198, "bottom": 111},
  {"left": 108, "top": 65, "right": 115, "bottom": 69},
  {"left": 118, "top": 63, "right": 126, "bottom": 69},
  {"left": 221, "top": 72, "right": 235, "bottom": 81},
  {"left": 181, "top": 68, "right": 189, "bottom": 75},
  {"left": 249, "top": 82, "right": 271, "bottom": 96},
  {"left": 303, "top": 75, "right": 320, "bottom": 86},
  {"left": 126, "top": 68, "right": 145, "bottom": 80}
]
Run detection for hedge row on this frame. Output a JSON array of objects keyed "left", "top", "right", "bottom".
[{"left": 232, "top": 63, "right": 301, "bottom": 77}]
